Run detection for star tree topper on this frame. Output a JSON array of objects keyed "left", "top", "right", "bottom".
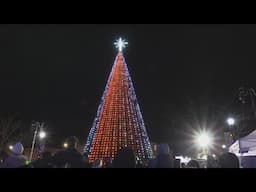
[{"left": 114, "top": 37, "right": 128, "bottom": 52}]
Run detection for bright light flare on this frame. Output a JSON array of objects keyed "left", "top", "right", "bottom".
[
  {"left": 39, "top": 131, "right": 46, "bottom": 139},
  {"left": 9, "top": 145, "right": 13, "bottom": 150},
  {"left": 197, "top": 133, "right": 212, "bottom": 148},
  {"left": 227, "top": 117, "right": 235, "bottom": 126},
  {"left": 63, "top": 143, "right": 68, "bottom": 148}
]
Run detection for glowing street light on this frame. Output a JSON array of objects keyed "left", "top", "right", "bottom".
[
  {"left": 63, "top": 142, "right": 68, "bottom": 148},
  {"left": 227, "top": 117, "right": 235, "bottom": 126},
  {"left": 39, "top": 131, "right": 46, "bottom": 139},
  {"left": 9, "top": 145, "right": 13, "bottom": 150},
  {"left": 212, "top": 154, "right": 216, "bottom": 158},
  {"left": 222, "top": 144, "right": 226, "bottom": 149},
  {"left": 197, "top": 133, "right": 212, "bottom": 148}
]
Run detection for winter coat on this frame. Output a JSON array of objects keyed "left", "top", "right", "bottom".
[
  {"left": 51, "top": 148, "right": 89, "bottom": 168},
  {"left": 0, "top": 154, "right": 27, "bottom": 168}
]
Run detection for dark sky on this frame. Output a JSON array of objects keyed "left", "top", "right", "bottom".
[{"left": 1, "top": 24, "right": 256, "bottom": 154}]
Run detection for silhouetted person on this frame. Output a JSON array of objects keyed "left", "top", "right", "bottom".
[
  {"left": 207, "top": 155, "right": 219, "bottom": 168},
  {"left": 82, "top": 153, "right": 90, "bottom": 166},
  {"left": 219, "top": 152, "right": 239, "bottom": 168},
  {"left": 52, "top": 136, "right": 89, "bottom": 168},
  {"left": 174, "top": 159, "right": 181, "bottom": 168},
  {"left": 103, "top": 157, "right": 112, "bottom": 168},
  {"left": 92, "top": 158, "right": 103, "bottom": 168},
  {"left": 30, "top": 151, "right": 54, "bottom": 168},
  {"left": 149, "top": 143, "right": 173, "bottom": 168},
  {"left": 112, "top": 147, "right": 136, "bottom": 168},
  {"left": 155, "top": 154, "right": 173, "bottom": 168},
  {"left": 186, "top": 160, "right": 200, "bottom": 168},
  {"left": 0, "top": 142, "right": 27, "bottom": 168},
  {"left": 0, "top": 150, "right": 8, "bottom": 164}
]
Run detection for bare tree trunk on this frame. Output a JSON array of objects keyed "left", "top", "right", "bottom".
[{"left": 0, "top": 113, "right": 21, "bottom": 150}]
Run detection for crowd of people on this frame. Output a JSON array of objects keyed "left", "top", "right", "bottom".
[{"left": 0, "top": 137, "right": 240, "bottom": 168}]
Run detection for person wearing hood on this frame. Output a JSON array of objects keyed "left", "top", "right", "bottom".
[
  {"left": 0, "top": 142, "right": 27, "bottom": 168},
  {"left": 148, "top": 143, "right": 173, "bottom": 168}
]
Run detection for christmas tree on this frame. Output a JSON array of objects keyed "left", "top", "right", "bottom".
[{"left": 84, "top": 38, "right": 153, "bottom": 163}]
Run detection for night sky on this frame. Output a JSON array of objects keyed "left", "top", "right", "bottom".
[{"left": 1, "top": 24, "right": 256, "bottom": 154}]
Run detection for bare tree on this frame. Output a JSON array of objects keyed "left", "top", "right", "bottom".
[{"left": 0, "top": 113, "right": 21, "bottom": 150}]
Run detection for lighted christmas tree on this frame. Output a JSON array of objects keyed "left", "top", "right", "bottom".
[{"left": 84, "top": 38, "right": 153, "bottom": 163}]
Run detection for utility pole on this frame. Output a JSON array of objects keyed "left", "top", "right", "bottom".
[{"left": 29, "top": 121, "right": 44, "bottom": 162}]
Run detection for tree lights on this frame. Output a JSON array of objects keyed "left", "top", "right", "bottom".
[{"left": 84, "top": 39, "right": 153, "bottom": 163}]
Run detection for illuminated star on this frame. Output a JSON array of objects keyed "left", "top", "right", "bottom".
[{"left": 114, "top": 37, "right": 128, "bottom": 52}]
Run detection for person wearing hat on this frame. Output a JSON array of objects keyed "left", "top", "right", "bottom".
[
  {"left": 0, "top": 142, "right": 27, "bottom": 168},
  {"left": 148, "top": 143, "right": 173, "bottom": 168}
]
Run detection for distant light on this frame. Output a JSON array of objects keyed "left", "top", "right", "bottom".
[
  {"left": 9, "top": 145, "right": 13, "bottom": 150},
  {"left": 25, "top": 160, "right": 30, "bottom": 165},
  {"left": 202, "top": 155, "right": 207, "bottom": 160},
  {"left": 63, "top": 143, "right": 68, "bottom": 148},
  {"left": 222, "top": 144, "right": 226, "bottom": 149},
  {"left": 39, "top": 131, "right": 46, "bottom": 139},
  {"left": 212, "top": 154, "right": 216, "bottom": 158},
  {"left": 197, "top": 133, "right": 211, "bottom": 148},
  {"left": 227, "top": 117, "right": 235, "bottom": 126}
]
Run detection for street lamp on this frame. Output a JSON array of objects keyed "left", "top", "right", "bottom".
[
  {"left": 197, "top": 133, "right": 212, "bottom": 148},
  {"left": 225, "top": 117, "right": 236, "bottom": 147},
  {"left": 39, "top": 131, "right": 46, "bottom": 139},
  {"left": 29, "top": 121, "right": 45, "bottom": 162},
  {"left": 222, "top": 144, "right": 226, "bottom": 149},
  {"left": 226, "top": 117, "right": 235, "bottom": 126},
  {"left": 195, "top": 131, "right": 213, "bottom": 159},
  {"left": 63, "top": 142, "right": 68, "bottom": 148},
  {"left": 9, "top": 145, "right": 13, "bottom": 150}
]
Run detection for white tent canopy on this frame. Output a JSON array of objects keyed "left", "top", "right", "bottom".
[{"left": 229, "top": 130, "right": 256, "bottom": 156}]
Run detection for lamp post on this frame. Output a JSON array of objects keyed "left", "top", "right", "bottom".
[
  {"left": 29, "top": 122, "right": 45, "bottom": 162},
  {"left": 38, "top": 130, "right": 46, "bottom": 158},
  {"left": 226, "top": 117, "right": 236, "bottom": 143}
]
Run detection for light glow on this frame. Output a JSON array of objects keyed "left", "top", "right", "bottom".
[
  {"left": 114, "top": 37, "right": 128, "bottom": 52},
  {"left": 39, "top": 131, "right": 46, "bottom": 139},
  {"left": 63, "top": 143, "right": 68, "bottom": 148},
  {"left": 227, "top": 117, "right": 235, "bottom": 126},
  {"left": 197, "top": 133, "right": 211, "bottom": 148}
]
